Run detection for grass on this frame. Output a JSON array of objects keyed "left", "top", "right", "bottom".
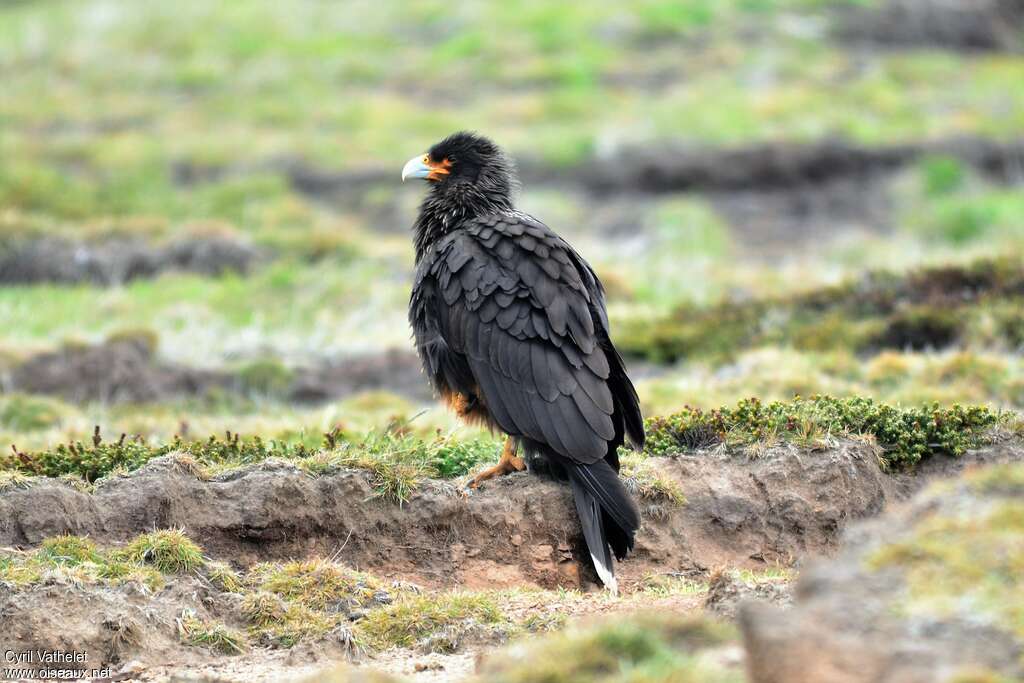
[
  {"left": 620, "top": 453, "right": 686, "bottom": 506},
  {"left": 177, "top": 610, "right": 248, "bottom": 655},
  {"left": 0, "top": 530, "right": 195, "bottom": 591},
  {"left": 116, "top": 529, "right": 205, "bottom": 573},
  {"left": 0, "top": 470, "right": 34, "bottom": 492}
]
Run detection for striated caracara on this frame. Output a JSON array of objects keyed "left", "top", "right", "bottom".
[{"left": 402, "top": 132, "right": 643, "bottom": 593}]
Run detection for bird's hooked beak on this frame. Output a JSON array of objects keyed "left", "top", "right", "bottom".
[{"left": 402, "top": 154, "right": 451, "bottom": 182}]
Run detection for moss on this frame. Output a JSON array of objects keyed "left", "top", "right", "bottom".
[
  {"left": 644, "top": 396, "right": 1000, "bottom": 469},
  {"left": 474, "top": 613, "right": 740, "bottom": 683},
  {"left": 357, "top": 592, "right": 508, "bottom": 653},
  {"left": 117, "top": 529, "right": 205, "bottom": 573},
  {"left": 178, "top": 611, "right": 247, "bottom": 654}
]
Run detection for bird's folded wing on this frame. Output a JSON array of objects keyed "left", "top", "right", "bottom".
[{"left": 430, "top": 213, "right": 617, "bottom": 464}]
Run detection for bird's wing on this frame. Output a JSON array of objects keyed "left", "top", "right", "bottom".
[{"left": 427, "top": 211, "right": 620, "bottom": 464}]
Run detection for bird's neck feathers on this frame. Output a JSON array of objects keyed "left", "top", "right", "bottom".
[{"left": 413, "top": 175, "right": 514, "bottom": 261}]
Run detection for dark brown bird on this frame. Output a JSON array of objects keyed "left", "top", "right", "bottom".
[{"left": 403, "top": 132, "right": 643, "bottom": 592}]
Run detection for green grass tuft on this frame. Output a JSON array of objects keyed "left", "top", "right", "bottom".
[
  {"left": 38, "top": 534, "right": 101, "bottom": 566},
  {"left": 118, "top": 529, "right": 205, "bottom": 573},
  {"left": 178, "top": 611, "right": 248, "bottom": 654},
  {"left": 206, "top": 560, "right": 244, "bottom": 593}
]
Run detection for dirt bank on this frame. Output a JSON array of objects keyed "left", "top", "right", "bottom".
[{"left": 3, "top": 439, "right": 1021, "bottom": 588}]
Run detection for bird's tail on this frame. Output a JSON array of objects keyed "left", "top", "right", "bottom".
[{"left": 566, "top": 460, "right": 640, "bottom": 595}]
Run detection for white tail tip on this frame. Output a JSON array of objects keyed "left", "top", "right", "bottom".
[{"left": 591, "top": 553, "right": 619, "bottom": 596}]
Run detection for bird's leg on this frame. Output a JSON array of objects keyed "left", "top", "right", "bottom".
[{"left": 468, "top": 436, "right": 526, "bottom": 488}]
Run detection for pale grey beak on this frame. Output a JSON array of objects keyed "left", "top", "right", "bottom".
[{"left": 402, "top": 155, "right": 431, "bottom": 182}]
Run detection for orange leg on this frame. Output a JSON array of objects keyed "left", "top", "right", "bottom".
[{"left": 469, "top": 437, "right": 526, "bottom": 488}]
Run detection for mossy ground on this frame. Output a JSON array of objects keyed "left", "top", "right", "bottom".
[{"left": 867, "top": 463, "right": 1024, "bottom": 640}]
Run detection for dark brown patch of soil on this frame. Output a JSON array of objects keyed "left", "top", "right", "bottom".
[
  {"left": 0, "top": 236, "right": 261, "bottom": 286},
  {"left": 535, "top": 137, "right": 1024, "bottom": 195},
  {"left": 288, "top": 350, "right": 432, "bottom": 404},
  {"left": 3, "top": 338, "right": 431, "bottom": 405},
  {"left": 7, "top": 337, "right": 229, "bottom": 404},
  {"left": 835, "top": 0, "right": 1024, "bottom": 52}
]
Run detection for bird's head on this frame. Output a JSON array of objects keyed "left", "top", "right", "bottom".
[{"left": 402, "top": 131, "right": 516, "bottom": 208}]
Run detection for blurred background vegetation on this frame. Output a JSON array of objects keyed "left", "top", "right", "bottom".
[{"left": 1, "top": 0, "right": 1022, "bottom": 450}]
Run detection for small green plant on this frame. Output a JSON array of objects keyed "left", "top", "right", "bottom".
[
  {"left": 918, "top": 155, "right": 966, "bottom": 197},
  {"left": 620, "top": 455, "right": 686, "bottom": 505},
  {"left": 429, "top": 437, "right": 501, "bottom": 478},
  {"left": 206, "top": 560, "right": 243, "bottom": 593},
  {"left": 644, "top": 396, "right": 1000, "bottom": 468}
]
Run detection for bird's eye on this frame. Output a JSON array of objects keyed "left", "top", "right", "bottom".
[{"left": 447, "top": 155, "right": 456, "bottom": 163}]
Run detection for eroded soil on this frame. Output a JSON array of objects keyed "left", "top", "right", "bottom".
[{"left": 2, "top": 437, "right": 1022, "bottom": 681}]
